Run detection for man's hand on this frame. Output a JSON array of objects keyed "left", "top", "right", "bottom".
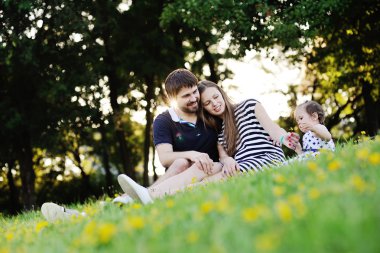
[{"left": 188, "top": 151, "right": 214, "bottom": 174}]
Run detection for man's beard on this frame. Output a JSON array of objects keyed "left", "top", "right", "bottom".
[{"left": 180, "top": 101, "right": 199, "bottom": 113}]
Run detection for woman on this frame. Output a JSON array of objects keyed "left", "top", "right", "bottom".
[{"left": 198, "top": 80, "right": 298, "bottom": 174}]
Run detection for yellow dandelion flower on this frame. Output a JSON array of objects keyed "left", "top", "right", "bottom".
[
  {"left": 131, "top": 203, "right": 142, "bottom": 209},
  {"left": 272, "top": 186, "right": 285, "bottom": 196},
  {"left": 361, "top": 131, "right": 366, "bottom": 135},
  {"left": 288, "top": 194, "right": 302, "bottom": 205},
  {"left": 5, "top": 232, "right": 14, "bottom": 242},
  {"left": 275, "top": 201, "right": 292, "bottom": 222},
  {"left": 84, "top": 221, "right": 97, "bottom": 233},
  {"left": 83, "top": 205, "right": 98, "bottom": 217},
  {"left": 35, "top": 221, "right": 49, "bottom": 233},
  {"left": 308, "top": 188, "right": 320, "bottom": 199},
  {"left": 216, "top": 195, "right": 230, "bottom": 213},
  {"left": 350, "top": 175, "right": 366, "bottom": 192},
  {"left": 369, "top": 153, "right": 380, "bottom": 165},
  {"left": 166, "top": 199, "right": 175, "bottom": 208},
  {"left": 273, "top": 174, "right": 286, "bottom": 183},
  {"left": 307, "top": 161, "right": 318, "bottom": 172},
  {"left": 356, "top": 148, "right": 369, "bottom": 160},
  {"left": 191, "top": 177, "right": 197, "bottom": 184},
  {"left": 98, "top": 223, "right": 117, "bottom": 244},
  {"left": 0, "top": 248, "right": 10, "bottom": 253},
  {"left": 288, "top": 194, "right": 307, "bottom": 217},
  {"left": 255, "top": 232, "right": 279, "bottom": 251},
  {"left": 200, "top": 201, "right": 214, "bottom": 214},
  {"left": 328, "top": 160, "right": 341, "bottom": 171},
  {"left": 129, "top": 216, "right": 145, "bottom": 229},
  {"left": 242, "top": 207, "right": 261, "bottom": 222},
  {"left": 152, "top": 223, "right": 164, "bottom": 234},
  {"left": 316, "top": 171, "right": 326, "bottom": 182},
  {"left": 298, "top": 183, "right": 305, "bottom": 191},
  {"left": 187, "top": 231, "right": 199, "bottom": 243}
]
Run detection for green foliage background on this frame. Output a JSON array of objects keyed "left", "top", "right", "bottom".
[{"left": 0, "top": 0, "right": 379, "bottom": 214}]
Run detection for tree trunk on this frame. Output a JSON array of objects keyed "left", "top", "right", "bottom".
[
  {"left": 143, "top": 76, "right": 155, "bottom": 186},
  {"left": 105, "top": 43, "right": 135, "bottom": 180},
  {"left": 17, "top": 130, "right": 36, "bottom": 210},
  {"left": 202, "top": 43, "right": 218, "bottom": 83},
  {"left": 362, "top": 81, "right": 379, "bottom": 136},
  {"left": 100, "top": 124, "right": 113, "bottom": 195},
  {"left": 96, "top": 0, "right": 135, "bottom": 180},
  {"left": 152, "top": 145, "right": 158, "bottom": 182},
  {"left": 72, "top": 146, "right": 91, "bottom": 201},
  {"left": 6, "top": 160, "right": 20, "bottom": 214}
]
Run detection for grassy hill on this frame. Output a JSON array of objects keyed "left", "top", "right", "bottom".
[{"left": 1, "top": 136, "right": 380, "bottom": 253}]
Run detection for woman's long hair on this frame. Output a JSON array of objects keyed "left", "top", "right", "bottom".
[{"left": 198, "top": 80, "right": 238, "bottom": 157}]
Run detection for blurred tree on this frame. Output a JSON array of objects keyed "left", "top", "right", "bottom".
[
  {"left": 161, "top": 0, "right": 380, "bottom": 137},
  {"left": 90, "top": 0, "right": 140, "bottom": 180},
  {"left": 0, "top": 0, "right": 101, "bottom": 209}
]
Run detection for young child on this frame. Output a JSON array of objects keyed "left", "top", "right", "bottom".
[{"left": 294, "top": 101, "right": 335, "bottom": 157}]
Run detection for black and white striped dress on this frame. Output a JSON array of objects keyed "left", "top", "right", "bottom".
[{"left": 218, "top": 99, "right": 285, "bottom": 172}]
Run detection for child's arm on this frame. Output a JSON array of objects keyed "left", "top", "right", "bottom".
[
  {"left": 295, "top": 142, "right": 303, "bottom": 154},
  {"left": 310, "top": 124, "right": 332, "bottom": 141}
]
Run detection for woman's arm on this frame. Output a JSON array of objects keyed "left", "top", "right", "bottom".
[
  {"left": 217, "top": 144, "right": 239, "bottom": 177},
  {"left": 255, "top": 102, "right": 299, "bottom": 150}
]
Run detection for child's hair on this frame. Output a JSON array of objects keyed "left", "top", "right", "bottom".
[{"left": 298, "top": 100, "right": 326, "bottom": 124}]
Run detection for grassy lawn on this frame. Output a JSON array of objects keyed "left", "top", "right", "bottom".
[{"left": 1, "top": 136, "right": 380, "bottom": 253}]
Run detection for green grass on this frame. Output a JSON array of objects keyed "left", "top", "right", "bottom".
[{"left": 1, "top": 136, "right": 380, "bottom": 253}]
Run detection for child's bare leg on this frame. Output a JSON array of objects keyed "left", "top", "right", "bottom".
[{"left": 148, "top": 162, "right": 223, "bottom": 198}]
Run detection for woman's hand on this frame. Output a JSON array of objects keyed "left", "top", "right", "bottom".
[
  {"left": 282, "top": 132, "right": 300, "bottom": 150},
  {"left": 220, "top": 156, "right": 240, "bottom": 177}
]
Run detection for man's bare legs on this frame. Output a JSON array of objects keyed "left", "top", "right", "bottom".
[
  {"left": 148, "top": 162, "right": 223, "bottom": 198},
  {"left": 115, "top": 158, "right": 190, "bottom": 202},
  {"left": 150, "top": 158, "right": 190, "bottom": 187}
]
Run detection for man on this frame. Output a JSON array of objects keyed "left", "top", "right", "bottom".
[
  {"left": 150, "top": 68, "right": 219, "bottom": 185},
  {"left": 114, "top": 68, "right": 219, "bottom": 204}
]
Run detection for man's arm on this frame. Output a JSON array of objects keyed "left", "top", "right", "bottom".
[{"left": 156, "top": 143, "right": 213, "bottom": 173}]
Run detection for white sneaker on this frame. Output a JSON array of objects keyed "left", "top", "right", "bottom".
[
  {"left": 117, "top": 174, "right": 153, "bottom": 205},
  {"left": 112, "top": 195, "right": 134, "bottom": 205},
  {"left": 41, "top": 202, "right": 84, "bottom": 222}
]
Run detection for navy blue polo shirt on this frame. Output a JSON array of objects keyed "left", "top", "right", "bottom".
[{"left": 153, "top": 108, "right": 219, "bottom": 162}]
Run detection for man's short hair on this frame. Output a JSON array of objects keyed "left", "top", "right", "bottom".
[{"left": 164, "top": 69, "right": 198, "bottom": 98}]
